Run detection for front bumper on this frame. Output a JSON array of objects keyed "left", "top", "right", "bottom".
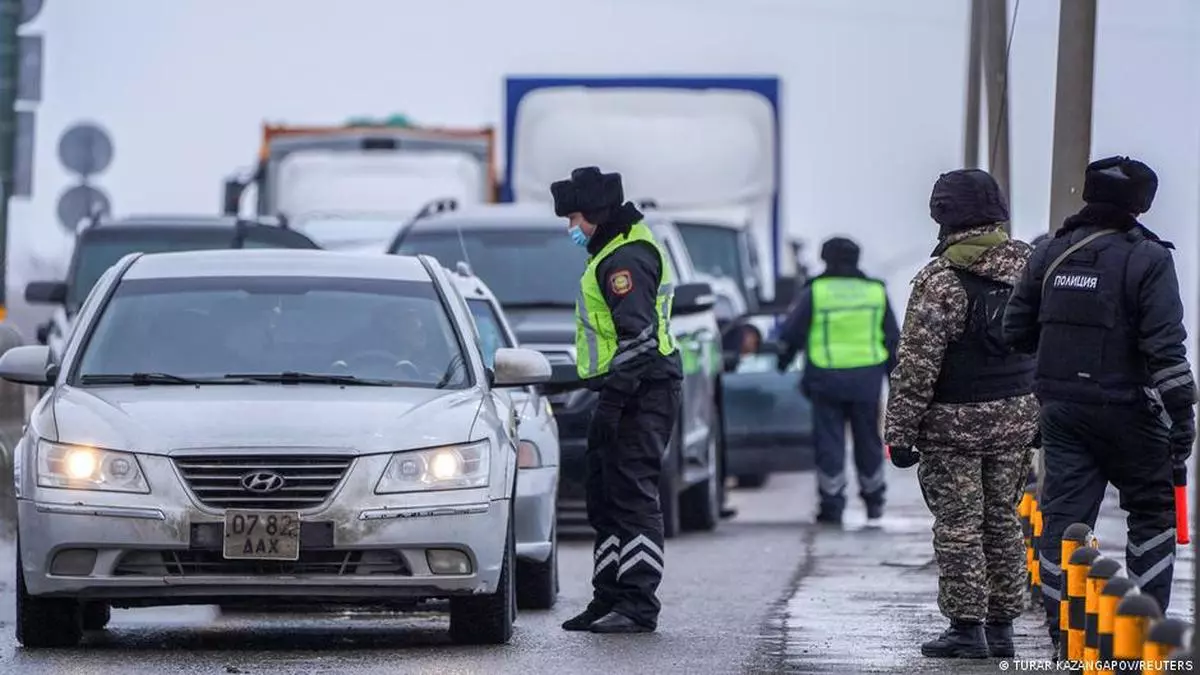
[
  {"left": 514, "top": 466, "right": 556, "bottom": 562},
  {"left": 18, "top": 493, "right": 510, "bottom": 603}
]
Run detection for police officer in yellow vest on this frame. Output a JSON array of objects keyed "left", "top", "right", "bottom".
[
  {"left": 776, "top": 237, "right": 900, "bottom": 526},
  {"left": 551, "top": 167, "right": 683, "bottom": 634}
]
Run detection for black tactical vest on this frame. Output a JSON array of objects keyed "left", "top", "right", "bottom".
[
  {"left": 932, "top": 269, "right": 1035, "bottom": 403},
  {"left": 1033, "top": 230, "right": 1147, "bottom": 405}
]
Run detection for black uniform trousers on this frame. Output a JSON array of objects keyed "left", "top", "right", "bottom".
[
  {"left": 584, "top": 376, "right": 681, "bottom": 628},
  {"left": 812, "top": 394, "right": 886, "bottom": 517},
  {"left": 1037, "top": 400, "right": 1175, "bottom": 637}
]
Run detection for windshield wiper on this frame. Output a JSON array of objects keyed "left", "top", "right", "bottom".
[
  {"left": 435, "top": 355, "right": 465, "bottom": 389},
  {"left": 225, "top": 372, "right": 396, "bottom": 387},
  {"left": 80, "top": 372, "right": 242, "bottom": 385}
]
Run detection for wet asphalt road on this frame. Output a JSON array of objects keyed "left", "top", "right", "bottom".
[{"left": 0, "top": 474, "right": 817, "bottom": 674}]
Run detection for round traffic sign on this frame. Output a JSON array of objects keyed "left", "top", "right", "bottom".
[
  {"left": 20, "top": 0, "right": 44, "bottom": 24},
  {"left": 56, "top": 184, "right": 111, "bottom": 233},
  {"left": 58, "top": 123, "right": 114, "bottom": 176}
]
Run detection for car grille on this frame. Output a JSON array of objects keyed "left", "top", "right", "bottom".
[
  {"left": 173, "top": 455, "right": 353, "bottom": 510},
  {"left": 113, "top": 549, "right": 411, "bottom": 577}
]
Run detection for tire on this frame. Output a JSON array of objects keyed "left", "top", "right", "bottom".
[
  {"left": 680, "top": 430, "right": 720, "bottom": 532},
  {"left": 15, "top": 550, "right": 83, "bottom": 648},
  {"left": 82, "top": 602, "right": 111, "bottom": 631},
  {"left": 449, "top": 514, "right": 516, "bottom": 645},
  {"left": 659, "top": 427, "right": 681, "bottom": 539},
  {"left": 516, "top": 526, "right": 558, "bottom": 610},
  {"left": 736, "top": 473, "right": 769, "bottom": 489}
]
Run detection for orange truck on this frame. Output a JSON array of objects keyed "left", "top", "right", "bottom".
[{"left": 222, "top": 117, "right": 498, "bottom": 222}]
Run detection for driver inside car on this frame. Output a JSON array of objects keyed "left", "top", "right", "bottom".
[{"left": 332, "top": 304, "right": 447, "bottom": 381}]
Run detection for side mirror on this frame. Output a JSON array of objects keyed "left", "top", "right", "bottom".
[
  {"left": 0, "top": 345, "right": 55, "bottom": 386},
  {"left": 673, "top": 282, "right": 716, "bottom": 316},
  {"left": 492, "top": 347, "right": 552, "bottom": 387},
  {"left": 25, "top": 281, "right": 68, "bottom": 305},
  {"left": 222, "top": 176, "right": 246, "bottom": 216}
]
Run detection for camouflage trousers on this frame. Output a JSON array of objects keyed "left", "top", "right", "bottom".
[{"left": 918, "top": 447, "right": 1032, "bottom": 623}]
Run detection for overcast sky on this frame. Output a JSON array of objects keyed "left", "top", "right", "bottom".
[{"left": 9, "top": 0, "right": 1199, "bottom": 339}]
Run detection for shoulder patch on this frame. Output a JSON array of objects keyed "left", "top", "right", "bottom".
[{"left": 608, "top": 269, "right": 633, "bottom": 296}]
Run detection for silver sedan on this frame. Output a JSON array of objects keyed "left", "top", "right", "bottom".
[{"left": 0, "top": 249, "right": 552, "bottom": 647}]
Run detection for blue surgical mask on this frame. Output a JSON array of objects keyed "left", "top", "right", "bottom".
[{"left": 569, "top": 226, "right": 590, "bottom": 248}]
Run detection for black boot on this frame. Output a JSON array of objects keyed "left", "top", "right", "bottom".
[
  {"left": 589, "top": 611, "right": 654, "bottom": 634},
  {"left": 815, "top": 508, "right": 842, "bottom": 527},
  {"left": 561, "top": 605, "right": 609, "bottom": 631},
  {"left": 985, "top": 621, "right": 1015, "bottom": 657},
  {"left": 920, "top": 620, "right": 990, "bottom": 658}
]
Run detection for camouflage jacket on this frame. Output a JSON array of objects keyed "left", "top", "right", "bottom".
[{"left": 884, "top": 225, "right": 1040, "bottom": 453}]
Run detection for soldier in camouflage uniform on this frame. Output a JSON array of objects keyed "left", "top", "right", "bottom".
[{"left": 884, "top": 169, "right": 1038, "bottom": 659}]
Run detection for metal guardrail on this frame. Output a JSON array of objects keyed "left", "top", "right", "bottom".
[{"left": 0, "top": 324, "right": 28, "bottom": 539}]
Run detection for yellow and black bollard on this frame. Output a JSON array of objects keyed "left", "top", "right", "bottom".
[
  {"left": 1020, "top": 487, "right": 1034, "bottom": 585},
  {"left": 1084, "top": 557, "right": 1122, "bottom": 675},
  {"left": 1098, "top": 577, "right": 1139, "bottom": 675},
  {"left": 1112, "top": 594, "right": 1161, "bottom": 675},
  {"left": 1067, "top": 546, "right": 1102, "bottom": 663},
  {"left": 1143, "top": 618, "right": 1192, "bottom": 674},
  {"left": 1031, "top": 502, "right": 1044, "bottom": 603},
  {"left": 1061, "top": 523, "right": 1096, "bottom": 658}
]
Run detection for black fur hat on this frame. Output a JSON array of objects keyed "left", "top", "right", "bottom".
[
  {"left": 1083, "top": 156, "right": 1158, "bottom": 214},
  {"left": 550, "top": 166, "right": 624, "bottom": 218},
  {"left": 820, "top": 237, "right": 860, "bottom": 266},
  {"left": 929, "top": 168, "right": 1010, "bottom": 236}
]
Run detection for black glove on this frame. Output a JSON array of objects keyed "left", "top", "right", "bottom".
[
  {"left": 776, "top": 352, "right": 790, "bottom": 373},
  {"left": 1170, "top": 417, "right": 1195, "bottom": 463},
  {"left": 1030, "top": 426, "right": 1042, "bottom": 449},
  {"left": 588, "top": 394, "right": 624, "bottom": 447},
  {"left": 889, "top": 445, "right": 920, "bottom": 469}
]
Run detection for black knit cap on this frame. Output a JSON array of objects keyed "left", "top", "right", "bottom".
[
  {"left": 1083, "top": 156, "right": 1157, "bottom": 214},
  {"left": 820, "top": 237, "right": 860, "bottom": 266},
  {"left": 929, "top": 168, "right": 1009, "bottom": 236},
  {"left": 550, "top": 166, "right": 624, "bottom": 218}
]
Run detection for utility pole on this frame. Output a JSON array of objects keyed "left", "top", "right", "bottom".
[
  {"left": 1047, "top": 0, "right": 1097, "bottom": 233},
  {"left": 0, "top": 0, "right": 21, "bottom": 318},
  {"left": 982, "top": 0, "right": 1012, "bottom": 232},
  {"left": 963, "top": 0, "right": 984, "bottom": 169}
]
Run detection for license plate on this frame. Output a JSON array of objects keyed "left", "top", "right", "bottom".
[{"left": 223, "top": 510, "right": 301, "bottom": 561}]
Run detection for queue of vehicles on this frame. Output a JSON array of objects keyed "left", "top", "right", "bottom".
[{"left": 8, "top": 73, "right": 816, "bottom": 647}]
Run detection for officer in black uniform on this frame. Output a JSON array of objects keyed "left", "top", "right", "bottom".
[
  {"left": 551, "top": 167, "right": 684, "bottom": 634},
  {"left": 1003, "top": 156, "right": 1196, "bottom": 650}
]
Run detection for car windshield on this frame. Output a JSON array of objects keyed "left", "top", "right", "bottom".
[
  {"left": 466, "top": 299, "right": 513, "bottom": 368},
  {"left": 392, "top": 227, "right": 587, "bottom": 307},
  {"left": 76, "top": 275, "right": 470, "bottom": 388},
  {"left": 292, "top": 216, "right": 405, "bottom": 249},
  {"left": 674, "top": 221, "right": 747, "bottom": 292},
  {"left": 68, "top": 230, "right": 298, "bottom": 311}
]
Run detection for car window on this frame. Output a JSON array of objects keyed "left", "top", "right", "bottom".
[
  {"left": 674, "top": 222, "right": 748, "bottom": 299},
  {"left": 467, "top": 299, "right": 514, "bottom": 368},
  {"left": 68, "top": 228, "right": 314, "bottom": 311},
  {"left": 393, "top": 227, "right": 587, "bottom": 307},
  {"left": 76, "top": 275, "right": 470, "bottom": 388}
]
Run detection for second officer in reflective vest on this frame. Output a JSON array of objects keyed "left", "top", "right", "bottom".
[
  {"left": 776, "top": 236, "right": 900, "bottom": 526},
  {"left": 551, "top": 166, "right": 683, "bottom": 634}
]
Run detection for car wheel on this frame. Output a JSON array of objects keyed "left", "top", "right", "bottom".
[
  {"left": 680, "top": 431, "right": 720, "bottom": 532},
  {"left": 516, "top": 525, "right": 557, "bottom": 610},
  {"left": 82, "top": 602, "right": 111, "bottom": 631},
  {"left": 449, "top": 513, "right": 516, "bottom": 645},
  {"left": 15, "top": 549, "right": 83, "bottom": 648},
  {"left": 736, "top": 473, "right": 769, "bottom": 489},
  {"left": 659, "top": 425, "right": 682, "bottom": 539}
]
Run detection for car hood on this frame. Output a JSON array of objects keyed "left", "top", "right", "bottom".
[
  {"left": 49, "top": 385, "right": 485, "bottom": 455},
  {"left": 503, "top": 307, "right": 575, "bottom": 346}
]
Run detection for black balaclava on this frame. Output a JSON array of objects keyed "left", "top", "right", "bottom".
[
  {"left": 820, "top": 236, "right": 861, "bottom": 276},
  {"left": 929, "top": 168, "right": 1010, "bottom": 240}
]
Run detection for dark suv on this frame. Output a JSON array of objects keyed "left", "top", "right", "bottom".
[{"left": 26, "top": 214, "right": 320, "bottom": 359}]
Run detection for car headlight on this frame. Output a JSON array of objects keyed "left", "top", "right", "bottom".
[
  {"left": 517, "top": 440, "right": 542, "bottom": 469},
  {"left": 36, "top": 440, "right": 150, "bottom": 493},
  {"left": 375, "top": 440, "right": 490, "bottom": 493}
]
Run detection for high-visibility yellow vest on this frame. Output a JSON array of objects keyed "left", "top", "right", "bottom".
[
  {"left": 575, "top": 222, "right": 677, "bottom": 379},
  {"left": 806, "top": 276, "right": 888, "bottom": 369}
]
